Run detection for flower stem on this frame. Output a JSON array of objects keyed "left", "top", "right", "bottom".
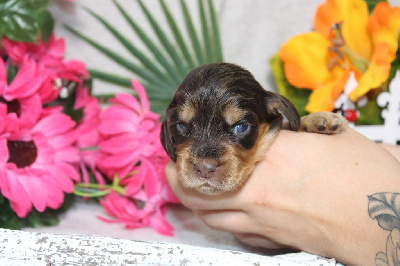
[
  {"left": 73, "top": 175, "right": 126, "bottom": 198},
  {"left": 79, "top": 146, "right": 99, "bottom": 151},
  {"left": 342, "top": 46, "right": 369, "bottom": 73},
  {"left": 73, "top": 188, "right": 110, "bottom": 198}
]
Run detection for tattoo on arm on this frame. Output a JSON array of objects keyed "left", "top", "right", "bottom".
[{"left": 368, "top": 192, "right": 400, "bottom": 266}]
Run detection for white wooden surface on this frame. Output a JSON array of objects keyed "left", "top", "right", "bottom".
[{"left": 0, "top": 229, "right": 337, "bottom": 265}]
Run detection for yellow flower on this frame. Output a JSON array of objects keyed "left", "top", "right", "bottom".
[{"left": 280, "top": 0, "right": 400, "bottom": 112}]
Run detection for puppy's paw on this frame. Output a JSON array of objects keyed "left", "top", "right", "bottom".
[{"left": 300, "top": 111, "right": 348, "bottom": 134}]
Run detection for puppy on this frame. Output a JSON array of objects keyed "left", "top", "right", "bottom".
[{"left": 161, "top": 63, "right": 347, "bottom": 195}]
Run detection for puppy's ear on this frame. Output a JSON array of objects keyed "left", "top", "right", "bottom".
[
  {"left": 265, "top": 92, "right": 300, "bottom": 131},
  {"left": 160, "top": 115, "right": 177, "bottom": 162}
]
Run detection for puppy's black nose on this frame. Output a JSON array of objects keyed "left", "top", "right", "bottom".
[{"left": 194, "top": 160, "right": 218, "bottom": 179}]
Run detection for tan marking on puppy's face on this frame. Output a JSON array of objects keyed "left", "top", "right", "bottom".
[
  {"left": 178, "top": 100, "right": 197, "bottom": 123},
  {"left": 222, "top": 102, "right": 246, "bottom": 126}
]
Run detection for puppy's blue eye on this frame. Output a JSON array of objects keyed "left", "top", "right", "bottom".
[
  {"left": 177, "top": 121, "right": 188, "bottom": 131},
  {"left": 233, "top": 123, "right": 249, "bottom": 134}
]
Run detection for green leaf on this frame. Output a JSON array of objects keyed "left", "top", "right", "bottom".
[
  {"left": 0, "top": 0, "right": 53, "bottom": 43},
  {"left": 88, "top": 69, "right": 132, "bottom": 89},
  {"left": 0, "top": 193, "right": 75, "bottom": 229},
  {"left": 64, "top": 24, "right": 169, "bottom": 90},
  {"left": 83, "top": 6, "right": 175, "bottom": 88},
  {"left": 159, "top": 0, "right": 196, "bottom": 69},
  {"left": 368, "top": 192, "right": 400, "bottom": 231},
  {"left": 388, "top": 37, "right": 400, "bottom": 82},
  {"left": 0, "top": 194, "right": 21, "bottom": 229},
  {"left": 36, "top": 9, "right": 53, "bottom": 42},
  {"left": 356, "top": 88, "right": 385, "bottom": 125},
  {"left": 269, "top": 52, "right": 310, "bottom": 116},
  {"left": 137, "top": 0, "right": 187, "bottom": 76},
  {"left": 207, "top": 0, "right": 223, "bottom": 62},
  {"left": 112, "top": 0, "right": 181, "bottom": 85},
  {"left": 6, "top": 63, "right": 18, "bottom": 85},
  {"left": 180, "top": 0, "right": 204, "bottom": 65},
  {"left": 199, "top": 0, "right": 212, "bottom": 63}
]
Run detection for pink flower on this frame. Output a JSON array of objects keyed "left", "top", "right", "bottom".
[
  {"left": 74, "top": 87, "right": 104, "bottom": 185},
  {"left": 123, "top": 151, "right": 179, "bottom": 204},
  {"left": 94, "top": 80, "right": 179, "bottom": 235},
  {"left": 0, "top": 110, "right": 80, "bottom": 218},
  {"left": 97, "top": 80, "right": 160, "bottom": 179},
  {"left": 97, "top": 142, "right": 179, "bottom": 235},
  {"left": 3, "top": 35, "right": 88, "bottom": 103},
  {"left": 98, "top": 190, "right": 175, "bottom": 236},
  {"left": 0, "top": 58, "right": 46, "bottom": 129}
]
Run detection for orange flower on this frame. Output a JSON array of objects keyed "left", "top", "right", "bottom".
[{"left": 280, "top": 0, "right": 400, "bottom": 112}]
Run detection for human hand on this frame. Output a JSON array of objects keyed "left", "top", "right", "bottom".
[{"left": 165, "top": 128, "right": 400, "bottom": 265}]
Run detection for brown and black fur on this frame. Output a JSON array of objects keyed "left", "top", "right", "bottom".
[{"left": 161, "top": 63, "right": 347, "bottom": 195}]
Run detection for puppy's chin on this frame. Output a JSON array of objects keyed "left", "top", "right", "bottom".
[
  {"left": 194, "top": 184, "right": 227, "bottom": 195},
  {"left": 178, "top": 173, "right": 249, "bottom": 196}
]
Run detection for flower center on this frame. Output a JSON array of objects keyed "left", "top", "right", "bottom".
[
  {"left": 7, "top": 140, "right": 38, "bottom": 168},
  {"left": 0, "top": 96, "right": 21, "bottom": 117},
  {"left": 328, "top": 21, "right": 369, "bottom": 73}
]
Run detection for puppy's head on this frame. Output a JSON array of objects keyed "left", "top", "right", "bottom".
[{"left": 161, "top": 63, "right": 299, "bottom": 195}]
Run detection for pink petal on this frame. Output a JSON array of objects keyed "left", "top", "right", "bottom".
[
  {"left": 101, "top": 106, "right": 140, "bottom": 123},
  {"left": 3, "top": 170, "right": 32, "bottom": 218},
  {"left": 99, "top": 150, "right": 141, "bottom": 168},
  {"left": 98, "top": 134, "right": 139, "bottom": 153},
  {"left": 124, "top": 173, "right": 146, "bottom": 196},
  {"left": 109, "top": 93, "right": 140, "bottom": 113},
  {"left": 98, "top": 120, "right": 138, "bottom": 135},
  {"left": 149, "top": 207, "right": 174, "bottom": 236},
  {"left": 19, "top": 94, "right": 42, "bottom": 127},
  {"left": 63, "top": 60, "right": 89, "bottom": 78},
  {"left": 33, "top": 113, "right": 76, "bottom": 137},
  {"left": 54, "top": 147, "right": 80, "bottom": 163},
  {"left": 54, "top": 161, "right": 80, "bottom": 182},
  {"left": 141, "top": 158, "right": 158, "bottom": 198},
  {"left": 0, "top": 138, "right": 9, "bottom": 163},
  {"left": 39, "top": 164, "right": 75, "bottom": 192},
  {"left": 7, "top": 60, "right": 45, "bottom": 99},
  {"left": 131, "top": 79, "right": 150, "bottom": 113},
  {"left": 0, "top": 59, "right": 6, "bottom": 83},
  {"left": 0, "top": 168, "right": 9, "bottom": 191},
  {"left": 18, "top": 174, "right": 47, "bottom": 212}
]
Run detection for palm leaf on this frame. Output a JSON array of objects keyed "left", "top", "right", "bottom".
[
  {"left": 199, "top": 0, "right": 212, "bottom": 63},
  {"left": 111, "top": 0, "right": 182, "bottom": 85},
  {"left": 208, "top": 0, "right": 223, "bottom": 62},
  {"left": 64, "top": 25, "right": 168, "bottom": 90},
  {"left": 159, "top": 0, "right": 196, "bottom": 69},
  {"left": 137, "top": 0, "right": 188, "bottom": 76},
  {"left": 179, "top": 0, "right": 205, "bottom": 65},
  {"left": 65, "top": 0, "right": 223, "bottom": 114},
  {"left": 83, "top": 7, "right": 175, "bottom": 89}
]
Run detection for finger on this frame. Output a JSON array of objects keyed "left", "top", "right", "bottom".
[
  {"left": 164, "top": 161, "right": 180, "bottom": 194},
  {"left": 194, "top": 209, "right": 261, "bottom": 235},
  {"left": 233, "top": 233, "right": 289, "bottom": 250}
]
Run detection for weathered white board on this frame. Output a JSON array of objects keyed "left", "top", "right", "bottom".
[{"left": 0, "top": 229, "right": 337, "bottom": 265}]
